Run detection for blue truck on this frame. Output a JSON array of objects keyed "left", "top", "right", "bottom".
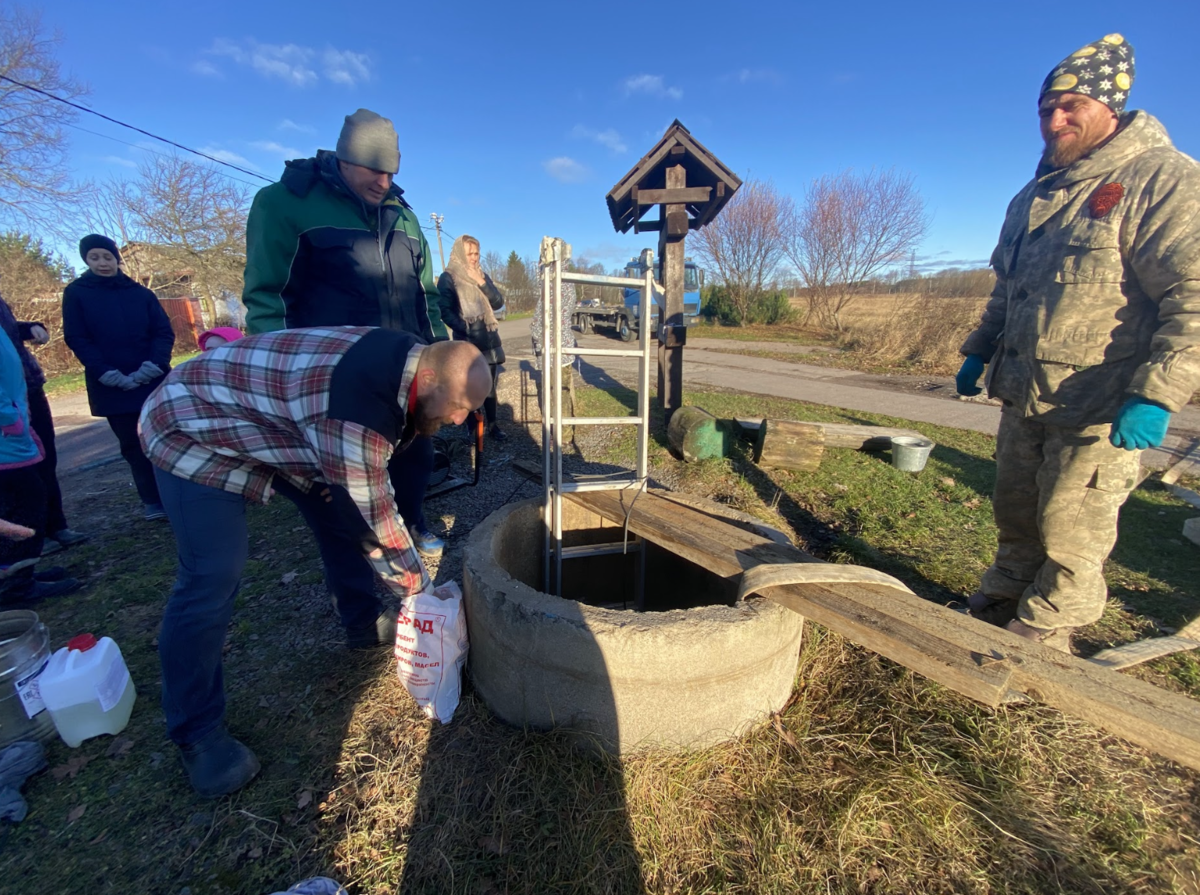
[
  {"left": 621, "top": 249, "right": 704, "bottom": 341},
  {"left": 571, "top": 250, "right": 705, "bottom": 342}
]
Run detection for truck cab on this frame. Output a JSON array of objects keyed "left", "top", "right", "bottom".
[{"left": 622, "top": 250, "right": 704, "bottom": 330}]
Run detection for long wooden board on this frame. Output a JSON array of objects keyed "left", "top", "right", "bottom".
[
  {"left": 735, "top": 419, "right": 924, "bottom": 451},
  {"left": 565, "top": 488, "right": 1200, "bottom": 771},
  {"left": 1162, "top": 438, "right": 1200, "bottom": 486}
]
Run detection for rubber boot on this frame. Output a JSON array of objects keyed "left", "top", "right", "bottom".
[
  {"left": 179, "top": 727, "right": 260, "bottom": 799},
  {"left": 347, "top": 607, "right": 398, "bottom": 650}
]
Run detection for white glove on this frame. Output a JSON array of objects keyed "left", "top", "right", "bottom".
[
  {"left": 99, "top": 369, "right": 137, "bottom": 390},
  {"left": 129, "top": 360, "right": 165, "bottom": 385}
]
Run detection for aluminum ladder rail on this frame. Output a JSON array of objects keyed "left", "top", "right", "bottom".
[{"left": 539, "top": 237, "right": 654, "bottom": 603}]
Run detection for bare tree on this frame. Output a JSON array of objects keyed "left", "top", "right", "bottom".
[
  {"left": 0, "top": 231, "right": 75, "bottom": 374},
  {"left": 82, "top": 156, "right": 252, "bottom": 325},
  {"left": 481, "top": 250, "right": 505, "bottom": 283},
  {"left": 784, "top": 168, "right": 928, "bottom": 331},
  {"left": 691, "top": 179, "right": 788, "bottom": 325},
  {"left": 0, "top": 5, "right": 87, "bottom": 228}
]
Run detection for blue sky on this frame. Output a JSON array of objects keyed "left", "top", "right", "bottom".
[{"left": 42, "top": 0, "right": 1200, "bottom": 276}]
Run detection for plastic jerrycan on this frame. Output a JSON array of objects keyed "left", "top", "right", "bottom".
[{"left": 39, "top": 633, "right": 137, "bottom": 748}]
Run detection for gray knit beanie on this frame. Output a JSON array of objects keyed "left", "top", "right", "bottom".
[{"left": 335, "top": 108, "right": 400, "bottom": 174}]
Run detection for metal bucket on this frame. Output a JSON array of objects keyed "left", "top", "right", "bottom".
[
  {"left": 891, "top": 436, "right": 935, "bottom": 473},
  {"left": 0, "top": 610, "right": 56, "bottom": 748}
]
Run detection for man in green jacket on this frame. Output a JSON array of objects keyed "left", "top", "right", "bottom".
[
  {"left": 242, "top": 108, "right": 450, "bottom": 565},
  {"left": 957, "top": 35, "right": 1200, "bottom": 652}
]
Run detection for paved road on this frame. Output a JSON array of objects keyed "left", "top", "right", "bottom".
[{"left": 49, "top": 320, "right": 1200, "bottom": 473}]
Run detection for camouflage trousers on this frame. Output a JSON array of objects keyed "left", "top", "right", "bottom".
[{"left": 979, "top": 408, "right": 1142, "bottom": 630}]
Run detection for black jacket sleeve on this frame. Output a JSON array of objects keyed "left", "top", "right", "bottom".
[
  {"left": 61, "top": 283, "right": 114, "bottom": 376},
  {"left": 482, "top": 274, "right": 505, "bottom": 311},
  {"left": 435, "top": 271, "right": 469, "bottom": 340}
]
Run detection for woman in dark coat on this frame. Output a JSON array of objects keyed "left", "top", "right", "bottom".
[
  {"left": 62, "top": 234, "right": 175, "bottom": 520},
  {"left": 437, "top": 235, "right": 506, "bottom": 440}
]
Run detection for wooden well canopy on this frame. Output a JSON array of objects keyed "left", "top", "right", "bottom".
[{"left": 605, "top": 120, "right": 742, "bottom": 235}]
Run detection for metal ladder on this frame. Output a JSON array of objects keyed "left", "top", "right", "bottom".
[{"left": 538, "top": 236, "right": 654, "bottom": 605}]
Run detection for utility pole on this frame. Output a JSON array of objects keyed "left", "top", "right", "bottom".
[{"left": 429, "top": 213, "right": 446, "bottom": 271}]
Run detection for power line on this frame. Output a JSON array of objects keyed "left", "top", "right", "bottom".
[
  {"left": 61, "top": 120, "right": 266, "bottom": 189},
  {"left": 0, "top": 73, "right": 273, "bottom": 183}
]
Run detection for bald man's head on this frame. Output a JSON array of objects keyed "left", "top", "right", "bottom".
[{"left": 412, "top": 341, "right": 492, "bottom": 435}]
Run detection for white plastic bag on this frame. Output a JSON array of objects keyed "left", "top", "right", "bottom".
[{"left": 394, "top": 582, "right": 468, "bottom": 723}]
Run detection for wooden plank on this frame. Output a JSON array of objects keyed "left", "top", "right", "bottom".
[
  {"left": 564, "top": 488, "right": 1200, "bottom": 771},
  {"left": 1162, "top": 438, "right": 1200, "bottom": 486},
  {"left": 636, "top": 187, "right": 712, "bottom": 205},
  {"left": 1167, "top": 484, "right": 1200, "bottom": 510},
  {"left": 736, "top": 418, "right": 923, "bottom": 451},
  {"left": 755, "top": 419, "right": 825, "bottom": 472}
]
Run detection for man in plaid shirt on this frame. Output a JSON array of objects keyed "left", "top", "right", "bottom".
[{"left": 139, "top": 326, "right": 490, "bottom": 798}]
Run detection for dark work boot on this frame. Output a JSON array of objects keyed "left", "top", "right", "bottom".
[
  {"left": 346, "top": 607, "right": 398, "bottom": 650},
  {"left": 50, "top": 529, "right": 90, "bottom": 548},
  {"left": 0, "top": 574, "right": 82, "bottom": 608},
  {"left": 1005, "top": 619, "right": 1075, "bottom": 654},
  {"left": 179, "top": 727, "right": 260, "bottom": 799},
  {"left": 33, "top": 566, "right": 67, "bottom": 582},
  {"left": 966, "top": 591, "right": 1019, "bottom": 627}
]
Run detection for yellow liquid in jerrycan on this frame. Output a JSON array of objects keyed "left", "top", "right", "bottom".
[
  {"left": 48, "top": 675, "right": 136, "bottom": 748},
  {"left": 39, "top": 634, "right": 138, "bottom": 748}
]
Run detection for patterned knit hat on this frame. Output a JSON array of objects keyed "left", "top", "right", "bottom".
[{"left": 1040, "top": 34, "right": 1136, "bottom": 114}]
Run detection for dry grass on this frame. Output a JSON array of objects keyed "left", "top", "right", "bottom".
[
  {"left": 835, "top": 294, "right": 987, "bottom": 375},
  {"left": 7, "top": 374, "right": 1200, "bottom": 894}
]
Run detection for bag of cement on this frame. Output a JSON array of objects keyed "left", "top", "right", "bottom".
[{"left": 394, "top": 582, "right": 468, "bottom": 723}]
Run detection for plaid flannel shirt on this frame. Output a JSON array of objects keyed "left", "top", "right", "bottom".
[{"left": 139, "top": 326, "right": 430, "bottom": 596}]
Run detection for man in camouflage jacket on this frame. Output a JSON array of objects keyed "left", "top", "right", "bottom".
[{"left": 957, "top": 34, "right": 1200, "bottom": 651}]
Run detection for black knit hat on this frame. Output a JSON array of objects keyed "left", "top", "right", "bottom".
[
  {"left": 79, "top": 234, "right": 121, "bottom": 263},
  {"left": 1040, "top": 34, "right": 1136, "bottom": 114}
]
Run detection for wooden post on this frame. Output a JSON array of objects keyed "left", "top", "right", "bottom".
[{"left": 657, "top": 163, "right": 687, "bottom": 425}]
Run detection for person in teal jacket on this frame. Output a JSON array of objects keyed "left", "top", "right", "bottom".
[
  {"left": 0, "top": 334, "right": 81, "bottom": 605},
  {"left": 241, "top": 108, "right": 450, "bottom": 566}
]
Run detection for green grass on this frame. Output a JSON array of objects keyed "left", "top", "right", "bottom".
[{"left": 7, "top": 382, "right": 1200, "bottom": 894}]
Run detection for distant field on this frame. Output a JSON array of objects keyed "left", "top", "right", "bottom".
[{"left": 788, "top": 292, "right": 988, "bottom": 324}]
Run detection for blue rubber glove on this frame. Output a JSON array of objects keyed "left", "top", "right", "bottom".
[
  {"left": 955, "top": 355, "right": 986, "bottom": 396},
  {"left": 1110, "top": 397, "right": 1172, "bottom": 450}
]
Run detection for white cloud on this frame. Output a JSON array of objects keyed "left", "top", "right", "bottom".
[
  {"left": 200, "top": 146, "right": 258, "bottom": 169},
  {"left": 278, "top": 119, "right": 316, "bottom": 135},
  {"left": 570, "top": 125, "right": 627, "bottom": 154},
  {"left": 323, "top": 49, "right": 370, "bottom": 86},
  {"left": 725, "top": 68, "right": 783, "bottom": 86},
  {"left": 621, "top": 74, "right": 682, "bottom": 100},
  {"left": 206, "top": 39, "right": 371, "bottom": 87},
  {"left": 191, "top": 60, "right": 222, "bottom": 78},
  {"left": 543, "top": 157, "right": 590, "bottom": 184},
  {"left": 251, "top": 140, "right": 304, "bottom": 159},
  {"left": 102, "top": 155, "right": 137, "bottom": 169}
]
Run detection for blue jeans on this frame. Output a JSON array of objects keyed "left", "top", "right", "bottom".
[{"left": 155, "top": 468, "right": 385, "bottom": 745}]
